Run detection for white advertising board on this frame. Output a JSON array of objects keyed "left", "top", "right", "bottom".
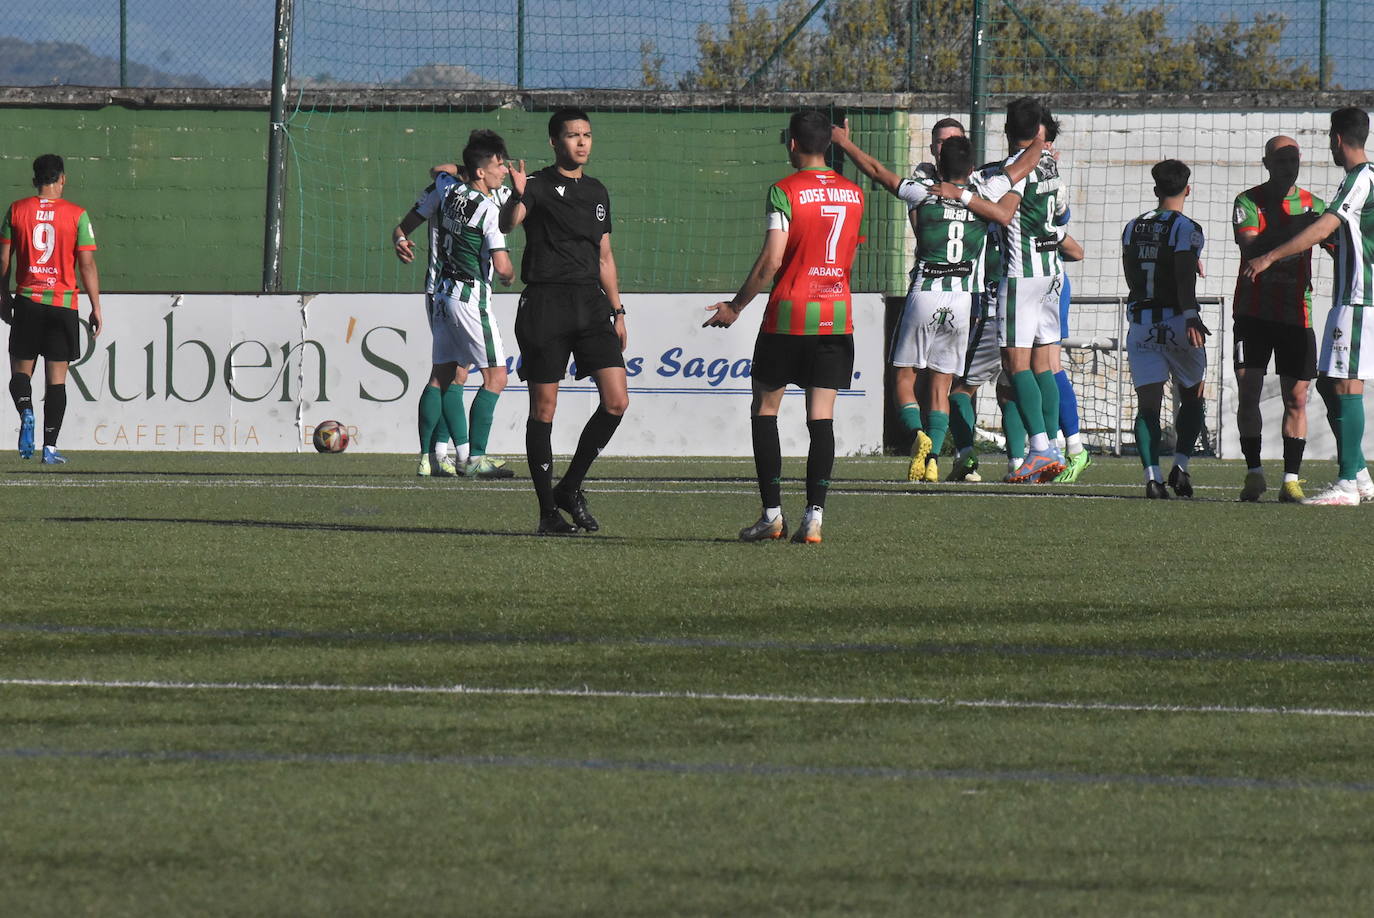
[{"left": 56, "top": 292, "right": 886, "bottom": 457}]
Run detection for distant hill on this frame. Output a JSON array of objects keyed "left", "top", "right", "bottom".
[{"left": 0, "top": 35, "right": 210, "bottom": 88}]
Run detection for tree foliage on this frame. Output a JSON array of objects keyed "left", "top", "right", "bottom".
[{"left": 666, "top": 0, "right": 1322, "bottom": 93}]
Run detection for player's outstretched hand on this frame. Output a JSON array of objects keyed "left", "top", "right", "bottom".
[
  {"left": 831, "top": 119, "right": 851, "bottom": 146},
  {"left": 704, "top": 301, "right": 743, "bottom": 328},
  {"left": 510, "top": 159, "right": 528, "bottom": 196},
  {"left": 394, "top": 235, "right": 415, "bottom": 264}
]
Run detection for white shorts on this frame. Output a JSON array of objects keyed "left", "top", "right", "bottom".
[
  {"left": 429, "top": 280, "right": 506, "bottom": 368},
  {"left": 959, "top": 291, "right": 1001, "bottom": 386},
  {"left": 1127, "top": 315, "right": 1207, "bottom": 389},
  {"left": 998, "top": 275, "right": 1062, "bottom": 348},
  {"left": 1319, "top": 303, "right": 1374, "bottom": 380},
  {"left": 891, "top": 290, "right": 972, "bottom": 374}
]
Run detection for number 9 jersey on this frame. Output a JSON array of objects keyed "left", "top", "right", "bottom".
[
  {"left": 1, "top": 196, "right": 96, "bottom": 309},
  {"left": 763, "top": 167, "right": 865, "bottom": 336}
]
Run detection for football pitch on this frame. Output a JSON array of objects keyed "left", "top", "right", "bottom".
[{"left": 3, "top": 451, "right": 1373, "bottom": 915}]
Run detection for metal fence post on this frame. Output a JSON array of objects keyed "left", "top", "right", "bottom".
[
  {"left": 517, "top": 0, "right": 526, "bottom": 89},
  {"left": 969, "top": 0, "right": 986, "bottom": 161},
  {"left": 262, "top": 0, "right": 294, "bottom": 293},
  {"left": 119, "top": 0, "right": 129, "bottom": 86}
]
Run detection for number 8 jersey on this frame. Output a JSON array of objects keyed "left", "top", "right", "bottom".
[
  {"left": 763, "top": 167, "right": 865, "bottom": 336},
  {"left": 0, "top": 196, "right": 96, "bottom": 309}
]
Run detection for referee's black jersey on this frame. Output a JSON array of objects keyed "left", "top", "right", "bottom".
[{"left": 520, "top": 165, "right": 611, "bottom": 286}]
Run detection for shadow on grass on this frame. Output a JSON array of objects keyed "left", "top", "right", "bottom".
[{"left": 45, "top": 515, "right": 736, "bottom": 544}]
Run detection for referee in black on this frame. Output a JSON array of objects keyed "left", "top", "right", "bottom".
[{"left": 500, "top": 108, "right": 629, "bottom": 534}]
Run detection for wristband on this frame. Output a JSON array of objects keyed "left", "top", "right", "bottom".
[
  {"left": 958, "top": 189, "right": 974, "bottom": 207},
  {"left": 612, "top": 307, "right": 627, "bottom": 316}
]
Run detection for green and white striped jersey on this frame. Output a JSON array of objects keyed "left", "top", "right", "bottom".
[
  {"left": 897, "top": 172, "right": 991, "bottom": 293},
  {"left": 1329, "top": 162, "right": 1374, "bottom": 306},
  {"left": 435, "top": 183, "right": 506, "bottom": 286},
  {"left": 986, "top": 148, "right": 1067, "bottom": 279}
]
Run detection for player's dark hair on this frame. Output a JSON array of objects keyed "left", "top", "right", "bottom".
[
  {"left": 1041, "top": 109, "right": 1061, "bottom": 143},
  {"left": 931, "top": 117, "right": 965, "bottom": 140},
  {"left": 1004, "top": 97, "right": 1044, "bottom": 144},
  {"left": 937, "top": 135, "right": 975, "bottom": 181},
  {"left": 32, "top": 154, "right": 64, "bottom": 189},
  {"left": 462, "top": 129, "right": 508, "bottom": 176},
  {"left": 548, "top": 107, "right": 590, "bottom": 139},
  {"left": 1152, "top": 159, "right": 1190, "bottom": 198},
  {"left": 1331, "top": 107, "right": 1370, "bottom": 148},
  {"left": 788, "top": 110, "right": 832, "bottom": 156}
]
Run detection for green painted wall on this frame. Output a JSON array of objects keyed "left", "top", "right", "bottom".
[
  {"left": 285, "top": 106, "right": 906, "bottom": 295},
  {"left": 0, "top": 107, "right": 266, "bottom": 291},
  {"left": 0, "top": 105, "right": 907, "bottom": 295}
]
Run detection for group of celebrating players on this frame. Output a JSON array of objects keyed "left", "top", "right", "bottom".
[
  {"left": 388, "top": 99, "right": 1374, "bottom": 540},
  {"left": 6, "top": 100, "right": 1374, "bottom": 537}
]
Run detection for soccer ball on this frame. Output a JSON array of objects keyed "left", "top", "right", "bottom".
[{"left": 312, "top": 420, "right": 350, "bottom": 453}]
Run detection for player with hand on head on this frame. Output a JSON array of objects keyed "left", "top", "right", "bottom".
[
  {"left": 1, "top": 154, "right": 102, "bottom": 464},
  {"left": 499, "top": 108, "right": 628, "bottom": 534},
  {"left": 1231, "top": 136, "right": 1331, "bottom": 502},
  {"left": 393, "top": 130, "right": 516, "bottom": 480},
  {"left": 706, "top": 110, "right": 863, "bottom": 544},
  {"left": 1122, "top": 159, "right": 1210, "bottom": 499},
  {"left": 830, "top": 117, "right": 1041, "bottom": 481},
  {"left": 1244, "top": 107, "right": 1374, "bottom": 506}
]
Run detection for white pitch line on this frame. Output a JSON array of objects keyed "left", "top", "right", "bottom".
[
  {"left": 2, "top": 677, "right": 1370, "bottom": 720},
  {"left": 0, "top": 476, "right": 1236, "bottom": 500}
]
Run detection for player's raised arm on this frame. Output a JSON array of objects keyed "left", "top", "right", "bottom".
[
  {"left": 830, "top": 120, "right": 903, "bottom": 195},
  {"left": 705, "top": 228, "right": 787, "bottom": 328},
  {"left": 1243, "top": 211, "right": 1341, "bottom": 280},
  {"left": 499, "top": 159, "right": 528, "bottom": 233}
]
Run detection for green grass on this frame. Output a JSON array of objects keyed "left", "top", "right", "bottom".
[{"left": 3, "top": 451, "right": 1373, "bottom": 916}]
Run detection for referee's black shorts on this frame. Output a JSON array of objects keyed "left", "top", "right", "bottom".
[
  {"left": 751, "top": 332, "right": 855, "bottom": 391},
  {"left": 1232, "top": 315, "right": 1317, "bottom": 380},
  {"left": 514, "top": 284, "right": 625, "bottom": 383},
  {"left": 8, "top": 296, "right": 81, "bottom": 362}
]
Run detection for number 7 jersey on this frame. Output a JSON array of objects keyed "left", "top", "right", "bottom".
[
  {"left": 763, "top": 167, "right": 865, "bottom": 335},
  {"left": 1, "top": 196, "right": 96, "bottom": 309}
]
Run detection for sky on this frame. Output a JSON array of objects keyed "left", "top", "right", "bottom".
[{"left": 4, "top": 0, "right": 1370, "bottom": 90}]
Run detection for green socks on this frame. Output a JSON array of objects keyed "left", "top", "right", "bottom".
[
  {"left": 418, "top": 385, "right": 443, "bottom": 453},
  {"left": 1036, "top": 371, "right": 1059, "bottom": 440},
  {"left": 1339, "top": 393, "right": 1366, "bottom": 480},
  {"left": 1175, "top": 397, "right": 1205, "bottom": 458},
  {"left": 1001, "top": 398, "right": 1027, "bottom": 459},
  {"left": 1134, "top": 411, "right": 1161, "bottom": 470},
  {"left": 440, "top": 384, "right": 468, "bottom": 452},
  {"left": 1011, "top": 370, "right": 1046, "bottom": 437},
  {"left": 925, "top": 410, "right": 950, "bottom": 457},
  {"left": 469, "top": 388, "right": 500, "bottom": 457},
  {"left": 899, "top": 402, "right": 923, "bottom": 435},
  {"left": 949, "top": 392, "right": 976, "bottom": 451}
]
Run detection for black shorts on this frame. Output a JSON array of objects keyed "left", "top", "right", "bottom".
[
  {"left": 751, "top": 332, "right": 855, "bottom": 391},
  {"left": 8, "top": 296, "right": 81, "bottom": 362},
  {"left": 1233, "top": 315, "right": 1316, "bottom": 380},
  {"left": 514, "top": 284, "right": 625, "bottom": 384}
]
